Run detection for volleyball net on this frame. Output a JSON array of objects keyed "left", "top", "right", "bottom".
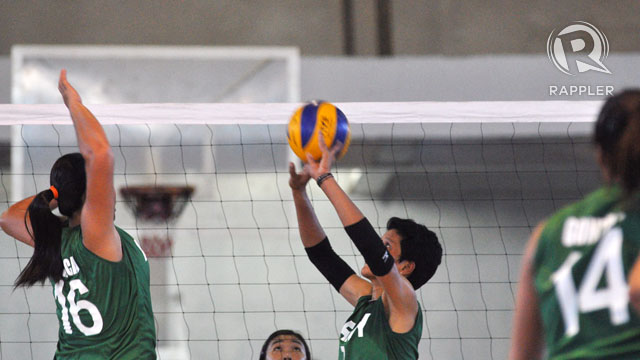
[{"left": 0, "top": 101, "right": 602, "bottom": 359}]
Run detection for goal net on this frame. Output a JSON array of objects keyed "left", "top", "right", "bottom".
[
  {"left": 0, "top": 100, "right": 603, "bottom": 359},
  {"left": 11, "top": 45, "right": 300, "bottom": 104}
]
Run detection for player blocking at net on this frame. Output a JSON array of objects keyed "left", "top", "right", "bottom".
[
  {"left": 289, "top": 135, "right": 442, "bottom": 359},
  {"left": 510, "top": 90, "right": 640, "bottom": 359},
  {"left": 0, "top": 70, "right": 157, "bottom": 359}
]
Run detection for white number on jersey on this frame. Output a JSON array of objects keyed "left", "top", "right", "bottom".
[
  {"left": 54, "top": 279, "right": 104, "bottom": 336},
  {"left": 340, "top": 313, "right": 371, "bottom": 342},
  {"left": 552, "top": 227, "right": 630, "bottom": 337}
]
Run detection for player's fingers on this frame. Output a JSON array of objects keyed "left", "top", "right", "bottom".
[
  {"left": 60, "top": 70, "right": 69, "bottom": 86},
  {"left": 331, "top": 141, "right": 344, "bottom": 157},
  {"left": 288, "top": 162, "right": 296, "bottom": 176},
  {"left": 58, "top": 70, "right": 66, "bottom": 91},
  {"left": 318, "top": 131, "right": 329, "bottom": 153},
  {"left": 305, "top": 166, "right": 313, "bottom": 176},
  {"left": 306, "top": 152, "right": 315, "bottom": 164}
]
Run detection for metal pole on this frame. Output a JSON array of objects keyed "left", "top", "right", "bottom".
[
  {"left": 376, "top": 0, "right": 392, "bottom": 56},
  {"left": 342, "top": 0, "right": 355, "bottom": 55}
]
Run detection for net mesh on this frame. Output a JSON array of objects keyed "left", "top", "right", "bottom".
[{"left": 0, "top": 101, "right": 602, "bottom": 359}]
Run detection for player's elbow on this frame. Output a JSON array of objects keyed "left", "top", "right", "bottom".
[
  {"left": 85, "top": 147, "right": 114, "bottom": 167},
  {"left": 0, "top": 209, "right": 10, "bottom": 232}
]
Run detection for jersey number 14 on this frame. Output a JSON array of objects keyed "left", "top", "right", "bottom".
[{"left": 552, "top": 227, "right": 629, "bottom": 337}]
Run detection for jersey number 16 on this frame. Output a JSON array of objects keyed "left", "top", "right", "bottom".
[{"left": 54, "top": 279, "right": 104, "bottom": 336}]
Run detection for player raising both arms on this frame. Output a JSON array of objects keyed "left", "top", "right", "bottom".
[
  {"left": 510, "top": 89, "right": 640, "bottom": 359},
  {"left": 0, "top": 70, "right": 156, "bottom": 359},
  {"left": 289, "top": 136, "right": 442, "bottom": 359}
]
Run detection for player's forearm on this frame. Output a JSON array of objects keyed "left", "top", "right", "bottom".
[
  {"left": 292, "top": 188, "right": 326, "bottom": 248},
  {"left": 318, "top": 176, "right": 363, "bottom": 226},
  {"left": 66, "top": 102, "right": 112, "bottom": 159},
  {"left": 0, "top": 196, "right": 36, "bottom": 246},
  {"left": 306, "top": 238, "right": 356, "bottom": 292},
  {"left": 509, "top": 281, "right": 544, "bottom": 360},
  {"left": 1, "top": 196, "right": 34, "bottom": 228},
  {"left": 319, "top": 178, "right": 395, "bottom": 277}
]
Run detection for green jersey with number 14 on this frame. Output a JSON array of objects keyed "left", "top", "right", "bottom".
[
  {"left": 338, "top": 295, "right": 422, "bottom": 360},
  {"left": 534, "top": 185, "right": 640, "bottom": 359},
  {"left": 52, "top": 226, "right": 156, "bottom": 359}
]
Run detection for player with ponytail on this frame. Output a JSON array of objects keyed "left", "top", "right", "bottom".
[
  {"left": 0, "top": 70, "right": 156, "bottom": 359},
  {"left": 510, "top": 89, "right": 640, "bottom": 359}
]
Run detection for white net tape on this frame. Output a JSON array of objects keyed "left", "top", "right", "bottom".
[{"left": 0, "top": 101, "right": 601, "bottom": 125}]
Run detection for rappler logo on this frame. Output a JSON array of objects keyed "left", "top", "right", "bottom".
[{"left": 547, "top": 21, "right": 610, "bottom": 76}]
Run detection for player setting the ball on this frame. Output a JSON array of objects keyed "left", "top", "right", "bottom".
[{"left": 289, "top": 133, "right": 442, "bottom": 359}]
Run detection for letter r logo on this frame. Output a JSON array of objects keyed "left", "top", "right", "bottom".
[{"left": 547, "top": 21, "right": 611, "bottom": 76}]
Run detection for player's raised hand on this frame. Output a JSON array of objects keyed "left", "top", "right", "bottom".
[
  {"left": 288, "top": 162, "right": 311, "bottom": 191},
  {"left": 58, "top": 69, "right": 82, "bottom": 108},
  {"left": 305, "top": 131, "right": 342, "bottom": 180}
]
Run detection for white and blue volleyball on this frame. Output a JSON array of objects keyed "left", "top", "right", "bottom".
[{"left": 287, "top": 101, "right": 351, "bottom": 161}]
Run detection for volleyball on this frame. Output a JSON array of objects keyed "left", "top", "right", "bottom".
[{"left": 287, "top": 101, "right": 351, "bottom": 161}]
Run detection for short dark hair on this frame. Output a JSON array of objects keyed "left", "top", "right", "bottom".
[
  {"left": 259, "top": 329, "right": 311, "bottom": 360},
  {"left": 387, "top": 217, "right": 442, "bottom": 290}
]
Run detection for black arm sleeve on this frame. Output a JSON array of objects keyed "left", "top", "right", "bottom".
[
  {"left": 305, "top": 237, "right": 356, "bottom": 292},
  {"left": 344, "top": 217, "right": 394, "bottom": 277}
]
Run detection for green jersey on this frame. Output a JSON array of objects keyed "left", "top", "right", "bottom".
[
  {"left": 51, "top": 226, "right": 156, "bottom": 359},
  {"left": 534, "top": 185, "right": 640, "bottom": 359},
  {"left": 338, "top": 295, "right": 422, "bottom": 360}
]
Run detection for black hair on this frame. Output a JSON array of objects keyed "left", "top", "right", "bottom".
[
  {"left": 594, "top": 89, "right": 640, "bottom": 193},
  {"left": 15, "top": 153, "right": 86, "bottom": 287},
  {"left": 259, "top": 329, "right": 311, "bottom": 360},
  {"left": 387, "top": 217, "right": 442, "bottom": 290}
]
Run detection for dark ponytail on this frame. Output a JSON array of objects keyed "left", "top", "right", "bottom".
[
  {"left": 594, "top": 89, "right": 640, "bottom": 193},
  {"left": 14, "top": 189, "right": 63, "bottom": 287},
  {"left": 14, "top": 153, "right": 86, "bottom": 288}
]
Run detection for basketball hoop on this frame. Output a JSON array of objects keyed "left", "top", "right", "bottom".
[{"left": 120, "top": 185, "right": 194, "bottom": 257}]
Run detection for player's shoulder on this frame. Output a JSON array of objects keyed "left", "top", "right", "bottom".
[
  {"left": 60, "top": 225, "right": 81, "bottom": 251},
  {"left": 543, "top": 186, "right": 621, "bottom": 237},
  {"left": 355, "top": 294, "right": 374, "bottom": 308},
  {"left": 114, "top": 226, "right": 134, "bottom": 241}
]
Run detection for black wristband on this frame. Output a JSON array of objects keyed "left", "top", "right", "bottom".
[
  {"left": 316, "top": 172, "right": 333, "bottom": 187},
  {"left": 345, "top": 218, "right": 394, "bottom": 277},
  {"left": 305, "top": 237, "right": 356, "bottom": 291}
]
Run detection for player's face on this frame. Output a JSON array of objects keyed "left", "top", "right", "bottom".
[
  {"left": 361, "top": 229, "right": 404, "bottom": 278},
  {"left": 382, "top": 229, "right": 403, "bottom": 261},
  {"left": 265, "top": 335, "right": 307, "bottom": 360}
]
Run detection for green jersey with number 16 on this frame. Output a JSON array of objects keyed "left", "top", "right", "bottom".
[
  {"left": 52, "top": 226, "right": 156, "bottom": 359},
  {"left": 534, "top": 185, "right": 640, "bottom": 359}
]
